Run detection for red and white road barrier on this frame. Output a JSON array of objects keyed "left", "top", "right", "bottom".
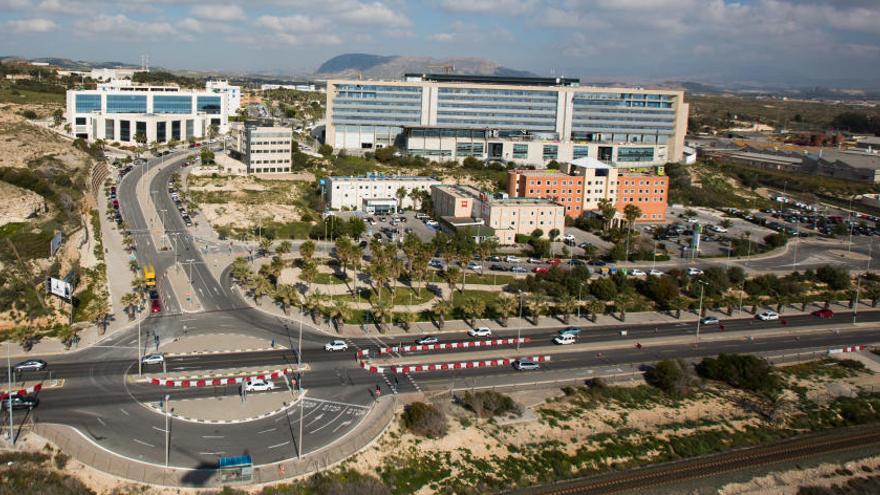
[
  {"left": 0, "top": 383, "right": 42, "bottom": 400},
  {"left": 357, "top": 349, "right": 370, "bottom": 358},
  {"left": 828, "top": 345, "right": 866, "bottom": 354},
  {"left": 148, "top": 368, "right": 296, "bottom": 388},
  {"left": 378, "top": 337, "right": 529, "bottom": 355},
  {"left": 359, "top": 355, "right": 551, "bottom": 374}
]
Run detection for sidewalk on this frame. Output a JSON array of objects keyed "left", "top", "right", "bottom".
[{"left": 31, "top": 394, "right": 398, "bottom": 488}]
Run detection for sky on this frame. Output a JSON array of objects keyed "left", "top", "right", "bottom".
[{"left": 2, "top": 0, "right": 880, "bottom": 87}]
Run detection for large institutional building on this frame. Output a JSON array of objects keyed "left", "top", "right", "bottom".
[
  {"left": 325, "top": 74, "right": 689, "bottom": 167},
  {"left": 431, "top": 184, "right": 565, "bottom": 244},
  {"left": 229, "top": 123, "right": 293, "bottom": 174},
  {"left": 66, "top": 79, "right": 239, "bottom": 144},
  {"left": 507, "top": 157, "right": 669, "bottom": 223},
  {"left": 324, "top": 175, "right": 441, "bottom": 214}
]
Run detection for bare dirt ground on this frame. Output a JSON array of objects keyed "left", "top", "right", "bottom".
[
  {"left": 0, "top": 180, "right": 45, "bottom": 226},
  {"left": 720, "top": 454, "right": 880, "bottom": 494},
  {"left": 0, "top": 104, "right": 86, "bottom": 170}
]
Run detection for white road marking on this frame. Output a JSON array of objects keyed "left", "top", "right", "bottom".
[
  {"left": 304, "top": 413, "right": 324, "bottom": 428},
  {"left": 201, "top": 435, "right": 224, "bottom": 439},
  {"left": 133, "top": 439, "right": 155, "bottom": 448},
  {"left": 306, "top": 397, "right": 370, "bottom": 410},
  {"left": 119, "top": 408, "right": 129, "bottom": 416},
  {"left": 267, "top": 441, "right": 290, "bottom": 449},
  {"left": 199, "top": 451, "right": 225, "bottom": 455},
  {"left": 332, "top": 420, "right": 352, "bottom": 433},
  {"left": 258, "top": 428, "right": 276, "bottom": 434},
  {"left": 96, "top": 417, "right": 106, "bottom": 426},
  {"left": 309, "top": 407, "right": 349, "bottom": 434},
  {"left": 152, "top": 426, "right": 166, "bottom": 433}
]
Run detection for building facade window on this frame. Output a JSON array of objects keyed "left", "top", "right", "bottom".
[
  {"left": 172, "top": 120, "right": 181, "bottom": 141},
  {"left": 617, "top": 147, "right": 655, "bottom": 162},
  {"left": 75, "top": 94, "right": 101, "bottom": 113},
  {"left": 120, "top": 120, "right": 131, "bottom": 141},
  {"left": 153, "top": 95, "right": 193, "bottom": 114},
  {"left": 197, "top": 96, "right": 222, "bottom": 114},
  {"left": 105, "top": 119, "right": 114, "bottom": 140},
  {"left": 135, "top": 121, "right": 147, "bottom": 140},
  {"left": 542, "top": 145, "right": 558, "bottom": 161},
  {"left": 106, "top": 95, "right": 147, "bottom": 113},
  {"left": 156, "top": 122, "right": 166, "bottom": 143},
  {"left": 573, "top": 145, "right": 589, "bottom": 159},
  {"left": 186, "top": 119, "right": 194, "bottom": 139}
]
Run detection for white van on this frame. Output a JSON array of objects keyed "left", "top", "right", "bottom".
[{"left": 553, "top": 334, "right": 576, "bottom": 345}]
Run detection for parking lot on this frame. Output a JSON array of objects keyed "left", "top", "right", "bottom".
[{"left": 334, "top": 210, "right": 439, "bottom": 243}]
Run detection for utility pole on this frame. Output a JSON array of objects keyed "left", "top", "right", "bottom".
[
  {"left": 695, "top": 281, "right": 707, "bottom": 343},
  {"left": 517, "top": 290, "right": 524, "bottom": 350},
  {"left": 7, "top": 341, "right": 13, "bottom": 446},
  {"left": 138, "top": 319, "right": 142, "bottom": 376},
  {"left": 297, "top": 306, "right": 304, "bottom": 459},
  {"left": 164, "top": 394, "right": 170, "bottom": 467}
]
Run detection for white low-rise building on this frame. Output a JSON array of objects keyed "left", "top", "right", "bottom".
[
  {"left": 324, "top": 175, "right": 440, "bottom": 214},
  {"left": 229, "top": 123, "right": 293, "bottom": 174}
]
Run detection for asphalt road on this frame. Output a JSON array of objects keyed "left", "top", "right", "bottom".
[{"left": 20, "top": 151, "right": 880, "bottom": 476}]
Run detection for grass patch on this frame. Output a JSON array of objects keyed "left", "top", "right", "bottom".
[
  {"left": 782, "top": 358, "right": 866, "bottom": 380},
  {"left": 332, "top": 287, "right": 435, "bottom": 306},
  {"left": 314, "top": 272, "right": 347, "bottom": 284}
]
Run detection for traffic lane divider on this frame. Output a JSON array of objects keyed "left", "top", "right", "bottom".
[
  {"left": 828, "top": 345, "right": 866, "bottom": 354},
  {"left": 377, "top": 337, "right": 529, "bottom": 355},
  {"left": 0, "top": 383, "right": 42, "bottom": 400},
  {"left": 358, "top": 355, "right": 551, "bottom": 374},
  {"left": 146, "top": 368, "right": 297, "bottom": 388}
]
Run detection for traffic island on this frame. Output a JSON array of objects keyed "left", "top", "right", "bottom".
[
  {"left": 145, "top": 390, "right": 301, "bottom": 424},
  {"left": 160, "top": 332, "right": 287, "bottom": 356}
]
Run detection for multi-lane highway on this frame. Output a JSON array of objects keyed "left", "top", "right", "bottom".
[{"left": 14, "top": 150, "right": 880, "bottom": 483}]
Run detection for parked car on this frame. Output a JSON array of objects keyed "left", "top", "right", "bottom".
[
  {"left": 687, "top": 267, "right": 704, "bottom": 276},
  {"left": 546, "top": 258, "right": 561, "bottom": 266},
  {"left": 490, "top": 264, "right": 508, "bottom": 271},
  {"left": 14, "top": 359, "right": 47, "bottom": 372},
  {"left": 588, "top": 260, "right": 606, "bottom": 266},
  {"left": 466, "top": 261, "right": 482, "bottom": 271},
  {"left": 513, "top": 359, "right": 540, "bottom": 371},
  {"left": 416, "top": 336, "right": 439, "bottom": 345},
  {"left": 0, "top": 395, "right": 38, "bottom": 411},
  {"left": 701, "top": 316, "right": 720, "bottom": 325},
  {"left": 757, "top": 311, "right": 780, "bottom": 321},
  {"left": 468, "top": 327, "right": 493, "bottom": 338},
  {"left": 562, "top": 234, "right": 576, "bottom": 242},
  {"left": 811, "top": 308, "right": 834, "bottom": 318},
  {"left": 649, "top": 269, "right": 664, "bottom": 276},
  {"left": 149, "top": 289, "right": 159, "bottom": 300},
  {"left": 527, "top": 257, "right": 542, "bottom": 264},
  {"left": 533, "top": 266, "right": 550, "bottom": 274},
  {"left": 244, "top": 379, "right": 275, "bottom": 392},
  {"left": 429, "top": 259, "right": 444, "bottom": 269},
  {"left": 510, "top": 266, "right": 527, "bottom": 273},
  {"left": 504, "top": 256, "right": 521, "bottom": 263},
  {"left": 487, "top": 255, "right": 502, "bottom": 262},
  {"left": 630, "top": 269, "right": 646, "bottom": 276},
  {"left": 324, "top": 340, "right": 349, "bottom": 352},
  {"left": 553, "top": 334, "right": 576, "bottom": 345},
  {"left": 151, "top": 299, "right": 162, "bottom": 313},
  {"left": 141, "top": 353, "right": 165, "bottom": 365}
]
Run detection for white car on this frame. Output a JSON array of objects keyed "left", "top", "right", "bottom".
[
  {"left": 527, "top": 258, "right": 543, "bottom": 264},
  {"left": 141, "top": 353, "right": 165, "bottom": 365},
  {"left": 425, "top": 220, "right": 440, "bottom": 227},
  {"left": 630, "top": 269, "right": 646, "bottom": 276},
  {"left": 505, "top": 256, "right": 521, "bottom": 263},
  {"left": 553, "top": 334, "right": 576, "bottom": 345},
  {"left": 245, "top": 379, "right": 275, "bottom": 392},
  {"left": 467, "top": 261, "right": 482, "bottom": 271},
  {"left": 324, "top": 340, "right": 349, "bottom": 352},
  {"left": 687, "top": 267, "right": 704, "bottom": 276},
  {"left": 649, "top": 269, "right": 664, "bottom": 276},
  {"left": 757, "top": 311, "right": 780, "bottom": 321},
  {"left": 562, "top": 234, "right": 576, "bottom": 242},
  {"left": 468, "top": 327, "right": 493, "bottom": 338},
  {"left": 712, "top": 226, "right": 728, "bottom": 233}
]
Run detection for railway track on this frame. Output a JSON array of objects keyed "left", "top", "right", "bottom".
[{"left": 518, "top": 425, "right": 880, "bottom": 495}]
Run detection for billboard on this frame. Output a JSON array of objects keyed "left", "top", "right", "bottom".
[{"left": 48, "top": 277, "right": 72, "bottom": 300}]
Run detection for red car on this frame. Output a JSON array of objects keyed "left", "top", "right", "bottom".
[
  {"left": 533, "top": 267, "right": 550, "bottom": 274},
  {"left": 811, "top": 308, "right": 833, "bottom": 318},
  {"left": 546, "top": 258, "right": 561, "bottom": 266},
  {"left": 151, "top": 299, "right": 162, "bottom": 313},
  {"left": 112, "top": 199, "right": 120, "bottom": 209}
]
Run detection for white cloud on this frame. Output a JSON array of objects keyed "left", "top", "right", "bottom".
[
  {"left": 439, "top": 0, "right": 536, "bottom": 15},
  {"left": 35, "top": 0, "right": 82, "bottom": 13},
  {"left": 255, "top": 14, "right": 325, "bottom": 32},
  {"left": 7, "top": 17, "right": 55, "bottom": 32},
  {"left": 337, "top": 2, "right": 410, "bottom": 27},
  {"left": 429, "top": 32, "right": 455, "bottom": 42},
  {"left": 191, "top": 4, "right": 243, "bottom": 22},
  {"left": 0, "top": 0, "right": 29, "bottom": 10},
  {"left": 75, "top": 14, "right": 174, "bottom": 38}
]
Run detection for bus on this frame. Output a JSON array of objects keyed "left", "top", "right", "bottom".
[{"left": 144, "top": 265, "right": 156, "bottom": 287}]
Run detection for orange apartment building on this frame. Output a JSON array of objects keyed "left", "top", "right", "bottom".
[{"left": 507, "top": 160, "right": 668, "bottom": 223}]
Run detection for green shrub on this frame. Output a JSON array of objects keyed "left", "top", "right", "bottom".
[
  {"left": 645, "top": 359, "right": 694, "bottom": 397},
  {"left": 697, "top": 353, "right": 781, "bottom": 396},
  {"left": 401, "top": 402, "right": 447, "bottom": 438},
  {"left": 459, "top": 390, "right": 521, "bottom": 418}
]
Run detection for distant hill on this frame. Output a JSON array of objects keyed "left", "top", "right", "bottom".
[
  {"left": 314, "top": 53, "right": 534, "bottom": 79},
  {"left": 0, "top": 56, "right": 139, "bottom": 70}
]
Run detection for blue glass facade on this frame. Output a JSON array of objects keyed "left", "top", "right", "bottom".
[
  {"left": 153, "top": 95, "right": 193, "bottom": 114},
  {"left": 75, "top": 94, "right": 101, "bottom": 113},
  {"left": 156, "top": 122, "right": 166, "bottom": 142},
  {"left": 437, "top": 88, "right": 557, "bottom": 131},
  {"left": 106, "top": 95, "right": 147, "bottom": 113},
  {"left": 332, "top": 84, "right": 422, "bottom": 126},
  {"left": 617, "top": 147, "right": 655, "bottom": 162},
  {"left": 571, "top": 92, "right": 675, "bottom": 144},
  {"left": 197, "top": 96, "right": 222, "bottom": 114},
  {"left": 120, "top": 120, "right": 130, "bottom": 141}
]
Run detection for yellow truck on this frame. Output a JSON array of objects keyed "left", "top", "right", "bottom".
[{"left": 144, "top": 265, "right": 156, "bottom": 287}]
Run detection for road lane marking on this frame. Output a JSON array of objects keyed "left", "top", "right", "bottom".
[
  {"left": 309, "top": 407, "right": 349, "bottom": 434},
  {"left": 133, "top": 439, "right": 155, "bottom": 448},
  {"left": 306, "top": 397, "right": 370, "bottom": 410},
  {"left": 201, "top": 435, "right": 224, "bottom": 439},
  {"left": 96, "top": 417, "right": 106, "bottom": 426},
  {"left": 267, "top": 441, "right": 290, "bottom": 449},
  {"left": 119, "top": 408, "right": 129, "bottom": 416},
  {"left": 258, "top": 428, "right": 276, "bottom": 434},
  {"left": 304, "top": 413, "right": 324, "bottom": 428},
  {"left": 199, "top": 451, "right": 225, "bottom": 455},
  {"left": 332, "top": 420, "right": 352, "bottom": 433},
  {"left": 152, "top": 426, "right": 166, "bottom": 433}
]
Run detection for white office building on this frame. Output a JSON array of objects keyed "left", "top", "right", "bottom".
[
  {"left": 66, "top": 80, "right": 231, "bottom": 144},
  {"left": 229, "top": 123, "right": 293, "bottom": 174},
  {"left": 206, "top": 80, "right": 242, "bottom": 116},
  {"left": 324, "top": 175, "right": 440, "bottom": 214}
]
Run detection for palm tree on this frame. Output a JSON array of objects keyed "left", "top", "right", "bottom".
[
  {"left": 525, "top": 293, "right": 549, "bottom": 325},
  {"left": 865, "top": 283, "right": 880, "bottom": 308},
  {"left": 121, "top": 292, "right": 140, "bottom": 320},
  {"left": 622, "top": 203, "right": 642, "bottom": 260},
  {"left": 598, "top": 198, "right": 617, "bottom": 232},
  {"left": 587, "top": 298, "right": 606, "bottom": 323},
  {"left": 556, "top": 295, "right": 578, "bottom": 324},
  {"left": 131, "top": 276, "right": 147, "bottom": 295},
  {"left": 371, "top": 297, "right": 393, "bottom": 333},
  {"left": 299, "top": 240, "right": 315, "bottom": 263},
  {"left": 402, "top": 233, "right": 422, "bottom": 272},
  {"left": 475, "top": 238, "right": 498, "bottom": 275},
  {"left": 299, "top": 260, "right": 318, "bottom": 291},
  {"left": 820, "top": 290, "right": 835, "bottom": 309},
  {"left": 396, "top": 310, "right": 418, "bottom": 332},
  {"left": 304, "top": 290, "right": 326, "bottom": 323},
  {"left": 259, "top": 237, "right": 273, "bottom": 257},
  {"left": 410, "top": 248, "right": 432, "bottom": 297},
  {"left": 327, "top": 300, "right": 351, "bottom": 332},
  {"left": 335, "top": 235, "right": 353, "bottom": 273},
  {"left": 275, "top": 284, "right": 300, "bottom": 315},
  {"left": 395, "top": 186, "right": 408, "bottom": 211},
  {"left": 128, "top": 259, "right": 139, "bottom": 273},
  {"left": 431, "top": 299, "right": 451, "bottom": 328},
  {"left": 615, "top": 292, "right": 633, "bottom": 322},
  {"left": 276, "top": 240, "right": 292, "bottom": 257},
  {"left": 252, "top": 276, "right": 273, "bottom": 304},
  {"left": 670, "top": 295, "right": 689, "bottom": 319},
  {"left": 444, "top": 267, "right": 463, "bottom": 297},
  {"left": 493, "top": 293, "right": 517, "bottom": 327},
  {"left": 461, "top": 296, "right": 486, "bottom": 327},
  {"left": 58, "top": 325, "right": 80, "bottom": 350}
]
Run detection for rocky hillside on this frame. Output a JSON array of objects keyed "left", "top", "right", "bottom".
[{"left": 315, "top": 53, "right": 533, "bottom": 79}]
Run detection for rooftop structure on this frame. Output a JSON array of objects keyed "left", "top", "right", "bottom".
[{"left": 802, "top": 149, "right": 880, "bottom": 184}]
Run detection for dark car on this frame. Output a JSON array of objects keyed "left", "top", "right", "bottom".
[
  {"left": 490, "top": 264, "right": 508, "bottom": 271},
  {"left": 0, "top": 394, "right": 38, "bottom": 411},
  {"left": 587, "top": 260, "right": 606, "bottom": 266},
  {"left": 812, "top": 308, "right": 834, "bottom": 318},
  {"left": 488, "top": 255, "right": 502, "bottom": 262},
  {"left": 149, "top": 289, "right": 160, "bottom": 300}
]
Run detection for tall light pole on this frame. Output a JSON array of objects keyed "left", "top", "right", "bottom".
[
  {"left": 7, "top": 341, "right": 13, "bottom": 446},
  {"left": 297, "top": 305, "right": 304, "bottom": 459},
  {"left": 164, "top": 394, "right": 170, "bottom": 467},
  {"left": 695, "top": 281, "right": 707, "bottom": 343},
  {"left": 517, "top": 290, "right": 524, "bottom": 350},
  {"left": 137, "top": 319, "right": 142, "bottom": 376}
]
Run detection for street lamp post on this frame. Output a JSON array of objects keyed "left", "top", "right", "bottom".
[
  {"left": 297, "top": 306, "right": 304, "bottom": 459},
  {"left": 138, "top": 319, "right": 142, "bottom": 376},
  {"left": 164, "top": 394, "right": 170, "bottom": 467},
  {"left": 6, "top": 341, "right": 13, "bottom": 445},
  {"left": 517, "top": 290, "right": 524, "bottom": 350},
  {"left": 695, "top": 281, "right": 707, "bottom": 343},
  {"left": 577, "top": 283, "right": 583, "bottom": 319}
]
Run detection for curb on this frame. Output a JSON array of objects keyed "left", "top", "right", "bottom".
[
  {"left": 376, "top": 337, "right": 529, "bottom": 355},
  {"left": 165, "top": 346, "right": 286, "bottom": 357},
  {"left": 829, "top": 345, "right": 867, "bottom": 354},
  {"left": 144, "top": 368, "right": 297, "bottom": 387},
  {"left": 359, "top": 355, "right": 551, "bottom": 374},
  {"left": 144, "top": 395, "right": 299, "bottom": 424}
]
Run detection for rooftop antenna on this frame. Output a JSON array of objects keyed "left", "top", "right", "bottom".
[{"left": 140, "top": 54, "right": 150, "bottom": 72}]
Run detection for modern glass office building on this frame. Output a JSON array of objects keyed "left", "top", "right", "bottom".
[
  {"left": 326, "top": 74, "right": 688, "bottom": 167},
  {"left": 66, "top": 80, "right": 233, "bottom": 145}
]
